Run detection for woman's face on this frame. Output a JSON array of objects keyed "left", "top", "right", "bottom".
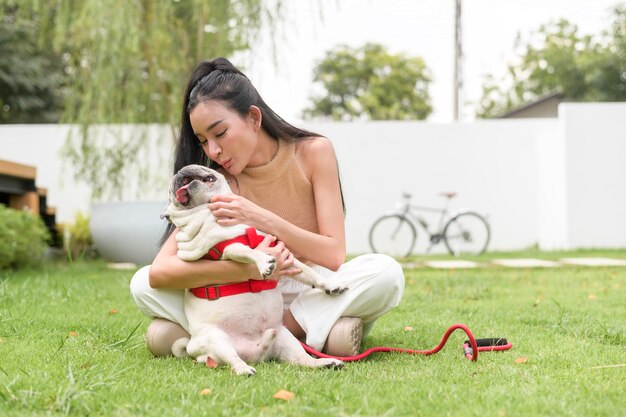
[{"left": 189, "top": 100, "right": 258, "bottom": 175}]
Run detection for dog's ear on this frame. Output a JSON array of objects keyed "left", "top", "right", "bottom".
[{"left": 160, "top": 206, "right": 172, "bottom": 222}]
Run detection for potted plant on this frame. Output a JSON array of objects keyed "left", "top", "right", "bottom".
[{"left": 63, "top": 124, "right": 172, "bottom": 265}]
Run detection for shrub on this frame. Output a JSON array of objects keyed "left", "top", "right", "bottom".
[
  {"left": 0, "top": 204, "right": 50, "bottom": 269},
  {"left": 63, "top": 210, "right": 94, "bottom": 260}
]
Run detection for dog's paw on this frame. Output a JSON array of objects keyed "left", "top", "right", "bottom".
[
  {"left": 326, "top": 285, "right": 349, "bottom": 295},
  {"left": 257, "top": 255, "right": 276, "bottom": 279},
  {"left": 233, "top": 363, "right": 257, "bottom": 376},
  {"left": 317, "top": 282, "right": 348, "bottom": 295},
  {"left": 177, "top": 250, "right": 202, "bottom": 262},
  {"left": 317, "top": 358, "right": 344, "bottom": 369}
]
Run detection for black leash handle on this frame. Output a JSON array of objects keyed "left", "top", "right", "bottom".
[
  {"left": 462, "top": 338, "right": 511, "bottom": 358},
  {"left": 466, "top": 338, "right": 508, "bottom": 347}
]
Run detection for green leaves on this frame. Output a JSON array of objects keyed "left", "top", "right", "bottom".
[
  {"left": 27, "top": 0, "right": 272, "bottom": 126},
  {"left": 2, "top": 0, "right": 283, "bottom": 199},
  {"left": 303, "top": 43, "right": 433, "bottom": 121},
  {"left": 0, "top": 14, "right": 64, "bottom": 123},
  {"left": 0, "top": 205, "right": 50, "bottom": 270},
  {"left": 477, "top": 6, "right": 626, "bottom": 118}
]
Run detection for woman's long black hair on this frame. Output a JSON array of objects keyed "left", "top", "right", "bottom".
[{"left": 160, "top": 57, "right": 344, "bottom": 246}]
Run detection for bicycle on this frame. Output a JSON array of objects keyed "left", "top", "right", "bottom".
[{"left": 369, "top": 192, "right": 490, "bottom": 257}]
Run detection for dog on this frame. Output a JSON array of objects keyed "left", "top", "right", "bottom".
[{"left": 160, "top": 164, "right": 347, "bottom": 375}]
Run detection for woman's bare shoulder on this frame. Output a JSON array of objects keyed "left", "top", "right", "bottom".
[
  {"left": 295, "top": 136, "right": 335, "bottom": 159},
  {"left": 295, "top": 137, "right": 337, "bottom": 178}
]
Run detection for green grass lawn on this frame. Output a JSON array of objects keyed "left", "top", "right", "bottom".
[
  {"left": 1, "top": 255, "right": 625, "bottom": 417},
  {"left": 398, "top": 247, "right": 626, "bottom": 262}
]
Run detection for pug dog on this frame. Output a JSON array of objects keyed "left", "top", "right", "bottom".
[{"left": 160, "top": 164, "right": 347, "bottom": 375}]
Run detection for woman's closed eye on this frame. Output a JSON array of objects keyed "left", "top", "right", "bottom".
[{"left": 215, "top": 128, "right": 227, "bottom": 138}]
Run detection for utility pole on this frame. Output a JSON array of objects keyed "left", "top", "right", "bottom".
[{"left": 453, "top": 0, "right": 463, "bottom": 121}]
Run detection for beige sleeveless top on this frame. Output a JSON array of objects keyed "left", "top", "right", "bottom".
[{"left": 233, "top": 139, "right": 320, "bottom": 234}]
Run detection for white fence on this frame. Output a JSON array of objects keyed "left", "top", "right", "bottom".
[{"left": 1, "top": 102, "right": 625, "bottom": 255}]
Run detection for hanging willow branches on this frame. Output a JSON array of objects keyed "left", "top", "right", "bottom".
[{"left": 1, "top": 0, "right": 284, "bottom": 199}]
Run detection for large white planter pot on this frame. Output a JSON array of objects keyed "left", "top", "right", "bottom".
[{"left": 90, "top": 201, "right": 169, "bottom": 266}]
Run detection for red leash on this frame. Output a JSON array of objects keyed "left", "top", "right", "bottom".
[{"left": 300, "top": 323, "right": 512, "bottom": 362}]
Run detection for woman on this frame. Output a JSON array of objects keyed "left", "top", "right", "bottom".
[{"left": 130, "top": 57, "right": 404, "bottom": 357}]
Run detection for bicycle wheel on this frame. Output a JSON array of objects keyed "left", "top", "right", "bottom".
[
  {"left": 369, "top": 215, "right": 417, "bottom": 258},
  {"left": 443, "top": 212, "right": 490, "bottom": 256}
]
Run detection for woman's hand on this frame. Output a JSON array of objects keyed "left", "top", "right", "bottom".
[
  {"left": 209, "top": 195, "right": 301, "bottom": 277},
  {"left": 208, "top": 194, "right": 266, "bottom": 228},
  {"left": 255, "top": 235, "right": 302, "bottom": 278}
]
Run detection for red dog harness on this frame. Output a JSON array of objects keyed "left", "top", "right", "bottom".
[
  {"left": 203, "top": 227, "right": 273, "bottom": 260},
  {"left": 190, "top": 227, "right": 278, "bottom": 300}
]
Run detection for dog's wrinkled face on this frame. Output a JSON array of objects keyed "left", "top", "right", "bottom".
[{"left": 167, "top": 165, "right": 230, "bottom": 210}]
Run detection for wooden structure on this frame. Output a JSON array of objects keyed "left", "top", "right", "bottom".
[{"left": 0, "top": 159, "right": 59, "bottom": 246}]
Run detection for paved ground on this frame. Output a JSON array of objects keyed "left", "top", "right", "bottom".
[
  {"left": 401, "top": 257, "right": 626, "bottom": 269},
  {"left": 109, "top": 257, "right": 626, "bottom": 271}
]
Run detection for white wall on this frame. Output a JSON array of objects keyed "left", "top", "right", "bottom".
[
  {"left": 561, "top": 103, "right": 626, "bottom": 248},
  {"left": 1, "top": 124, "right": 91, "bottom": 222},
  {"left": 307, "top": 120, "right": 553, "bottom": 253},
  {"left": 0, "top": 124, "right": 173, "bottom": 225},
  {"left": 535, "top": 119, "right": 568, "bottom": 249},
  {"left": 0, "top": 102, "right": 624, "bottom": 255}
]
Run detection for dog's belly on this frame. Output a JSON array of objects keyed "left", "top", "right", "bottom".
[{"left": 185, "top": 289, "right": 284, "bottom": 360}]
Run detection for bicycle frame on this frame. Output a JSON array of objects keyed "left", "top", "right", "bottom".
[
  {"left": 396, "top": 196, "right": 452, "bottom": 239},
  {"left": 371, "top": 192, "right": 491, "bottom": 257}
]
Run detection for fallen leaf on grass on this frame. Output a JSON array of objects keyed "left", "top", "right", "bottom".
[
  {"left": 0, "top": 337, "right": 3, "bottom": 343},
  {"left": 404, "top": 326, "right": 414, "bottom": 331},
  {"left": 68, "top": 331, "right": 78, "bottom": 337},
  {"left": 200, "top": 388, "right": 212, "bottom": 396},
  {"left": 514, "top": 357, "right": 528, "bottom": 364},
  {"left": 109, "top": 309, "right": 119, "bottom": 315},
  {"left": 273, "top": 390, "right": 295, "bottom": 401},
  {"left": 587, "top": 294, "right": 597, "bottom": 300}
]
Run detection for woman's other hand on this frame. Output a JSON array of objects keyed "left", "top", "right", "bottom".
[
  {"left": 255, "top": 235, "right": 302, "bottom": 278},
  {"left": 208, "top": 194, "right": 267, "bottom": 228}
]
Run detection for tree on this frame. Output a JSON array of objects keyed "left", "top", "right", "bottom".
[
  {"left": 585, "top": 5, "right": 626, "bottom": 101},
  {"left": 303, "top": 43, "right": 432, "bottom": 120},
  {"left": 0, "top": 0, "right": 284, "bottom": 199},
  {"left": 0, "top": 14, "right": 64, "bottom": 123},
  {"left": 477, "top": 5, "right": 626, "bottom": 118}
]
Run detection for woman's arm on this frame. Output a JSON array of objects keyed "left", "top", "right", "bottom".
[
  {"left": 149, "top": 228, "right": 297, "bottom": 289},
  {"left": 209, "top": 137, "right": 346, "bottom": 271},
  {"left": 272, "top": 137, "right": 346, "bottom": 269}
]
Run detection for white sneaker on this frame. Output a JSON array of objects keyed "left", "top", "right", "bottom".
[
  {"left": 323, "top": 317, "right": 363, "bottom": 356},
  {"left": 146, "top": 318, "right": 190, "bottom": 357}
]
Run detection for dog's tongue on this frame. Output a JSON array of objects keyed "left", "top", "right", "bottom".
[{"left": 176, "top": 184, "right": 190, "bottom": 204}]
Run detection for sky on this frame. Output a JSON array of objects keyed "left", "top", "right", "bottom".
[{"left": 238, "top": 0, "right": 622, "bottom": 122}]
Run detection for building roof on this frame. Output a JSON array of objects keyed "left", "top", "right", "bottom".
[
  {"left": 0, "top": 160, "right": 37, "bottom": 194},
  {"left": 497, "top": 91, "right": 565, "bottom": 118}
]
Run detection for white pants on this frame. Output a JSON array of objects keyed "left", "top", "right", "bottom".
[{"left": 130, "top": 254, "right": 405, "bottom": 351}]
